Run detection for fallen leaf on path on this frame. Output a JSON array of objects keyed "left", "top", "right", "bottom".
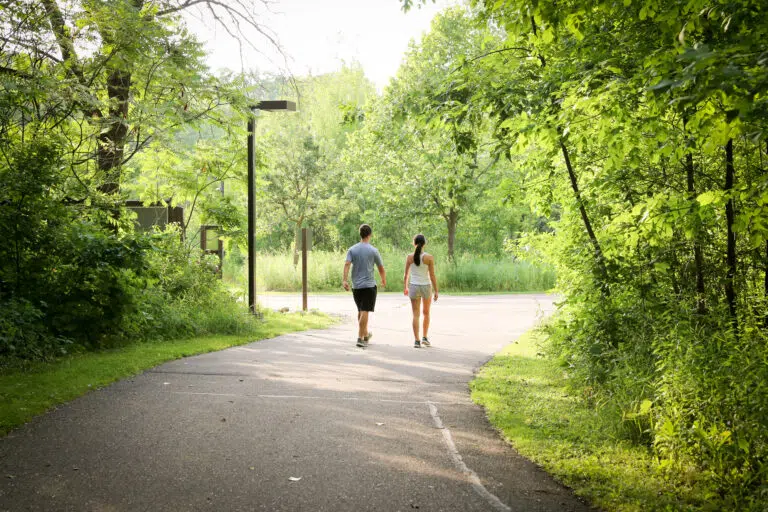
[
  {"left": 375, "top": 422, "right": 385, "bottom": 426},
  {"left": 163, "top": 382, "right": 170, "bottom": 385},
  {"left": 288, "top": 477, "right": 302, "bottom": 482},
  {"left": 249, "top": 467, "right": 255, "bottom": 470}
]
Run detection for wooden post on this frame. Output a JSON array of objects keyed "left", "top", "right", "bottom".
[{"left": 302, "top": 227, "right": 308, "bottom": 311}]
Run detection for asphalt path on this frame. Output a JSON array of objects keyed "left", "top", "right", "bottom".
[{"left": 0, "top": 293, "right": 592, "bottom": 512}]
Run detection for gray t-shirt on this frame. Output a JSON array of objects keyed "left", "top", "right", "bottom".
[{"left": 346, "top": 242, "right": 383, "bottom": 289}]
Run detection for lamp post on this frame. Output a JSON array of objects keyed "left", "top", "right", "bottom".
[{"left": 247, "top": 100, "right": 296, "bottom": 315}]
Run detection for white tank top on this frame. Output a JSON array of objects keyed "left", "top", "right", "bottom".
[{"left": 410, "top": 252, "right": 431, "bottom": 285}]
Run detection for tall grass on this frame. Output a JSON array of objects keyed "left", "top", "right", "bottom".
[
  {"left": 441, "top": 255, "right": 556, "bottom": 292},
  {"left": 224, "top": 246, "right": 556, "bottom": 293}
]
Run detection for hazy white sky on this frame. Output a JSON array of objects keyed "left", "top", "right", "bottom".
[{"left": 185, "top": 0, "right": 454, "bottom": 90}]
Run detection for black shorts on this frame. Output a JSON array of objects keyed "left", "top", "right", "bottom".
[{"left": 352, "top": 286, "right": 377, "bottom": 312}]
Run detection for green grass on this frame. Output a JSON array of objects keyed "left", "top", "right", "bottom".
[
  {"left": 224, "top": 248, "right": 556, "bottom": 293},
  {"left": 0, "top": 310, "right": 336, "bottom": 436},
  {"left": 471, "top": 331, "right": 714, "bottom": 512}
]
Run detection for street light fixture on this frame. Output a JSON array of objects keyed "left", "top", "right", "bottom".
[{"left": 247, "top": 100, "right": 296, "bottom": 315}]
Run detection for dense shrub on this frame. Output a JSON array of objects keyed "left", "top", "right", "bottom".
[
  {"left": 0, "top": 140, "right": 254, "bottom": 361},
  {"left": 544, "top": 261, "right": 768, "bottom": 508}
]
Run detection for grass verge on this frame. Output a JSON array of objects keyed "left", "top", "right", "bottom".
[
  {"left": 0, "top": 310, "right": 336, "bottom": 437},
  {"left": 223, "top": 248, "right": 556, "bottom": 293},
  {"left": 470, "top": 330, "right": 712, "bottom": 512}
]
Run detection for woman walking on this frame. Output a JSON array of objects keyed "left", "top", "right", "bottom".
[{"left": 403, "top": 234, "right": 439, "bottom": 348}]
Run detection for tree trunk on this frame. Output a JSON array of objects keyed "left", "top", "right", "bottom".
[
  {"left": 44, "top": 0, "right": 142, "bottom": 196},
  {"left": 97, "top": 68, "right": 132, "bottom": 195},
  {"left": 294, "top": 226, "right": 300, "bottom": 267},
  {"left": 293, "top": 217, "right": 305, "bottom": 267},
  {"left": 685, "top": 150, "right": 706, "bottom": 314},
  {"left": 764, "top": 239, "right": 768, "bottom": 328},
  {"left": 724, "top": 138, "right": 737, "bottom": 329},
  {"left": 41, "top": 0, "right": 85, "bottom": 83},
  {"left": 446, "top": 209, "right": 458, "bottom": 262},
  {"left": 559, "top": 139, "right": 610, "bottom": 295}
]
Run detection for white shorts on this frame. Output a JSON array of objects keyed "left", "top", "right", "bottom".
[{"left": 408, "top": 284, "right": 432, "bottom": 300}]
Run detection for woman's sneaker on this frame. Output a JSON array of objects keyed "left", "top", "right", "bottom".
[
  {"left": 356, "top": 338, "right": 365, "bottom": 348},
  {"left": 414, "top": 339, "right": 421, "bottom": 348},
  {"left": 364, "top": 332, "right": 373, "bottom": 344},
  {"left": 421, "top": 337, "right": 431, "bottom": 347}
]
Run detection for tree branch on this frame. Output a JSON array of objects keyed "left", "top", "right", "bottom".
[
  {"left": 0, "top": 35, "right": 64, "bottom": 64},
  {"left": 0, "top": 65, "right": 32, "bottom": 79},
  {"left": 453, "top": 46, "right": 531, "bottom": 73}
]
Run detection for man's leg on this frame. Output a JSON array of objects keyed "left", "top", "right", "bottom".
[{"left": 359, "top": 311, "right": 369, "bottom": 339}]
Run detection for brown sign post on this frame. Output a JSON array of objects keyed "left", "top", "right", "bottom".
[{"left": 301, "top": 228, "right": 308, "bottom": 311}]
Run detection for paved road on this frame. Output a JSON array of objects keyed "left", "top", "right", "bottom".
[{"left": 0, "top": 293, "right": 591, "bottom": 512}]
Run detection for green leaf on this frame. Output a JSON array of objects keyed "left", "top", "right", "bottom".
[{"left": 696, "top": 191, "right": 720, "bottom": 206}]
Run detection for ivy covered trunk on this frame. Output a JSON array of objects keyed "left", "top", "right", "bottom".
[
  {"left": 96, "top": 69, "right": 133, "bottom": 195},
  {"left": 724, "top": 138, "right": 737, "bottom": 329}
]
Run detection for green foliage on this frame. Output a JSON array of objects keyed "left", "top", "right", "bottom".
[
  {"left": 0, "top": 139, "right": 143, "bottom": 356},
  {"left": 0, "top": 138, "right": 264, "bottom": 359},
  {"left": 0, "top": 1, "right": 288, "bottom": 362},
  {"left": 390, "top": 0, "right": 768, "bottom": 505},
  {"left": 339, "top": 8, "right": 520, "bottom": 260}
]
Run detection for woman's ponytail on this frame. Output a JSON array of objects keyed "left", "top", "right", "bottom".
[{"left": 413, "top": 234, "right": 426, "bottom": 266}]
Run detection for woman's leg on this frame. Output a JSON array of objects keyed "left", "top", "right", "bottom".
[
  {"left": 422, "top": 296, "right": 432, "bottom": 338},
  {"left": 410, "top": 298, "right": 421, "bottom": 340}
]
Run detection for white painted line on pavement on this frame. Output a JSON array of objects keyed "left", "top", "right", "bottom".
[
  {"left": 170, "top": 391, "right": 445, "bottom": 405},
  {"left": 428, "top": 402, "right": 511, "bottom": 512}
]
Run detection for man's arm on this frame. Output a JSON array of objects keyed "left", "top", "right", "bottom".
[
  {"left": 377, "top": 265, "right": 387, "bottom": 288},
  {"left": 342, "top": 261, "right": 352, "bottom": 291},
  {"left": 374, "top": 250, "right": 386, "bottom": 288}
]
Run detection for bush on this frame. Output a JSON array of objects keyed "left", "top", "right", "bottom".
[
  {"left": 0, "top": 299, "right": 71, "bottom": 360},
  {"left": 127, "top": 231, "right": 255, "bottom": 341},
  {"left": 0, "top": 139, "right": 259, "bottom": 361},
  {"left": 545, "top": 279, "right": 768, "bottom": 508}
]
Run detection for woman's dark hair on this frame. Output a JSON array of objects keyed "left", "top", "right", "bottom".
[
  {"left": 413, "top": 234, "right": 426, "bottom": 266},
  {"left": 359, "top": 224, "right": 372, "bottom": 239}
]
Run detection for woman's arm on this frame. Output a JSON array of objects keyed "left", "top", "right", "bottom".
[
  {"left": 427, "top": 255, "right": 438, "bottom": 301},
  {"left": 403, "top": 255, "right": 412, "bottom": 296}
]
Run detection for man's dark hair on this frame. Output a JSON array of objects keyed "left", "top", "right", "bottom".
[{"left": 359, "top": 224, "right": 372, "bottom": 239}]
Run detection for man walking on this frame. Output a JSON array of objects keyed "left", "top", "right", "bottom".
[{"left": 343, "top": 224, "right": 386, "bottom": 348}]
